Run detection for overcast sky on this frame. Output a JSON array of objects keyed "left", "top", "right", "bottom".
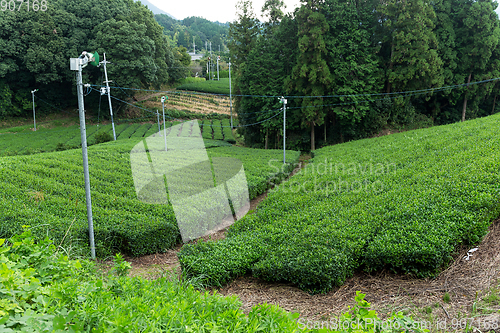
[
  {"left": 149, "top": 0, "right": 500, "bottom": 24},
  {"left": 147, "top": 0, "right": 302, "bottom": 23}
]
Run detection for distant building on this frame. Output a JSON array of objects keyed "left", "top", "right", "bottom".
[{"left": 188, "top": 52, "right": 203, "bottom": 61}]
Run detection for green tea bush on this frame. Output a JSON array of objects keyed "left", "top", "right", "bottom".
[
  {"left": 180, "top": 114, "right": 500, "bottom": 294},
  {"left": 0, "top": 139, "right": 299, "bottom": 257},
  {"left": 93, "top": 130, "right": 113, "bottom": 144},
  {"left": 177, "top": 78, "right": 232, "bottom": 94}
]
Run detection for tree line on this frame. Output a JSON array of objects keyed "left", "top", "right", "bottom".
[
  {"left": 155, "top": 14, "right": 229, "bottom": 52},
  {"left": 230, "top": 0, "right": 500, "bottom": 151},
  {"left": 0, "top": 0, "right": 190, "bottom": 118}
]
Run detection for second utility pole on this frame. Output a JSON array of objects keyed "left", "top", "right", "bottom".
[{"left": 100, "top": 53, "right": 116, "bottom": 140}]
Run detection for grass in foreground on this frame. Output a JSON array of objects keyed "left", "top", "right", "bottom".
[
  {"left": 179, "top": 113, "right": 500, "bottom": 294},
  {"left": 0, "top": 229, "right": 427, "bottom": 332}
]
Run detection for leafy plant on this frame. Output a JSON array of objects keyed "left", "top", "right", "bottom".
[
  {"left": 112, "top": 253, "right": 132, "bottom": 277},
  {"left": 94, "top": 131, "right": 113, "bottom": 144},
  {"left": 443, "top": 292, "right": 451, "bottom": 304}
]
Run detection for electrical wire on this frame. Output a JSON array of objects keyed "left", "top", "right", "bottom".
[
  {"left": 88, "top": 86, "right": 284, "bottom": 128},
  {"left": 89, "top": 76, "right": 500, "bottom": 100}
]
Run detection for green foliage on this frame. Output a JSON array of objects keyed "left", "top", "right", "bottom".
[
  {"left": 0, "top": 229, "right": 319, "bottom": 332},
  {"left": 94, "top": 131, "right": 113, "bottom": 144},
  {"left": 112, "top": 253, "right": 131, "bottom": 277},
  {"left": 0, "top": 227, "right": 85, "bottom": 331},
  {"left": 177, "top": 78, "right": 232, "bottom": 94},
  {"left": 155, "top": 14, "right": 229, "bottom": 51},
  {"left": 228, "top": 0, "right": 260, "bottom": 77},
  {"left": 288, "top": 0, "right": 332, "bottom": 151},
  {"left": 233, "top": 0, "right": 500, "bottom": 149},
  {"left": 443, "top": 292, "right": 451, "bottom": 304},
  {"left": 179, "top": 114, "right": 500, "bottom": 293},
  {"left": 323, "top": 0, "right": 382, "bottom": 139},
  {"left": 378, "top": 0, "right": 444, "bottom": 93},
  {"left": 0, "top": 0, "right": 179, "bottom": 118}
]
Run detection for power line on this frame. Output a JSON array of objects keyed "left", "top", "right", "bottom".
[
  {"left": 89, "top": 76, "right": 500, "bottom": 100},
  {"left": 89, "top": 86, "right": 283, "bottom": 128}
]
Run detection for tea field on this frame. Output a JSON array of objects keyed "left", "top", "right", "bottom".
[
  {"left": 0, "top": 136, "right": 299, "bottom": 257},
  {"left": 145, "top": 91, "right": 235, "bottom": 116},
  {"left": 0, "top": 119, "right": 236, "bottom": 156},
  {"left": 176, "top": 78, "right": 232, "bottom": 95},
  {"left": 179, "top": 114, "right": 500, "bottom": 294}
]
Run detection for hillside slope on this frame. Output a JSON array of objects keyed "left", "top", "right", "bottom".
[
  {"left": 179, "top": 113, "right": 500, "bottom": 294},
  {"left": 0, "top": 135, "right": 299, "bottom": 257}
]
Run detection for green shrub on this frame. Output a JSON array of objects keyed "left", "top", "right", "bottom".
[{"left": 94, "top": 130, "right": 113, "bottom": 144}]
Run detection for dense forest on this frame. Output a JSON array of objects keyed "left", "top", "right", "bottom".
[
  {"left": 155, "top": 14, "right": 229, "bottom": 52},
  {"left": 0, "top": 0, "right": 190, "bottom": 118},
  {"left": 231, "top": 0, "right": 500, "bottom": 150}
]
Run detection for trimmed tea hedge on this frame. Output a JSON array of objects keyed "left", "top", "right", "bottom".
[
  {"left": 0, "top": 138, "right": 299, "bottom": 257},
  {"left": 179, "top": 114, "right": 500, "bottom": 294},
  {"left": 0, "top": 119, "right": 237, "bottom": 157},
  {"left": 176, "top": 78, "right": 232, "bottom": 94}
]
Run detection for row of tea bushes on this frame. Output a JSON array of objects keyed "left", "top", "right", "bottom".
[
  {"left": 179, "top": 114, "right": 500, "bottom": 293},
  {"left": 0, "top": 119, "right": 235, "bottom": 157},
  {"left": 0, "top": 138, "right": 299, "bottom": 257}
]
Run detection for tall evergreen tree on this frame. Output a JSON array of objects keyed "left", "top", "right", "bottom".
[
  {"left": 323, "top": 0, "right": 381, "bottom": 140},
  {"left": 238, "top": 7, "right": 298, "bottom": 149},
  {"left": 378, "top": 0, "right": 443, "bottom": 94},
  {"left": 288, "top": 0, "right": 331, "bottom": 151},
  {"left": 228, "top": 0, "right": 259, "bottom": 75},
  {"left": 452, "top": 0, "right": 500, "bottom": 121}
]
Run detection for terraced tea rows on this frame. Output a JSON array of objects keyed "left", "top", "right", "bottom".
[
  {"left": 144, "top": 92, "right": 234, "bottom": 115},
  {"left": 0, "top": 138, "right": 299, "bottom": 257},
  {"left": 0, "top": 119, "right": 236, "bottom": 156},
  {"left": 179, "top": 114, "right": 500, "bottom": 294}
]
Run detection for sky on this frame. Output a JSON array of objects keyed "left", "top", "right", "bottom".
[
  {"left": 149, "top": 0, "right": 500, "bottom": 24},
  {"left": 147, "top": 0, "right": 302, "bottom": 23}
]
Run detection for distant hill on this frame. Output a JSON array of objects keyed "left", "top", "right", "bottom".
[
  {"left": 155, "top": 15, "right": 228, "bottom": 53},
  {"left": 135, "top": 0, "right": 176, "bottom": 18}
]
